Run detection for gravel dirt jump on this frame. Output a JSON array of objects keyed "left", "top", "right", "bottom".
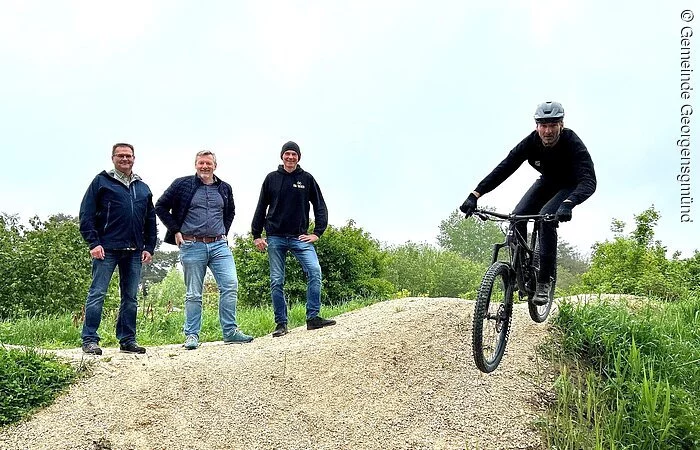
[{"left": 0, "top": 297, "right": 557, "bottom": 450}]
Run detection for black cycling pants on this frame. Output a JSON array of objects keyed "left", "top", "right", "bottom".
[{"left": 512, "top": 178, "right": 573, "bottom": 281}]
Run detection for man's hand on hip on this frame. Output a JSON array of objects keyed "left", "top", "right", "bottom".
[
  {"left": 299, "top": 234, "right": 319, "bottom": 243},
  {"left": 254, "top": 237, "right": 268, "bottom": 251}
]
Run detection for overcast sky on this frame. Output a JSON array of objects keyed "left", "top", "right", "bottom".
[{"left": 1, "top": 1, "right": 697, "bottom": 257}]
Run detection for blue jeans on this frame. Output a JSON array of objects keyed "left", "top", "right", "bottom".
[
  {"left": 82, "top": 250, "right": 142, "bottom": 345},
  {"left": 512, "top": 178, "right": 574, "bottom": 281},
  {"left": 179, "top": 240, "right": 239, "bottom": 338},
  {"left": 267, "top": 236, "right": 322, "bottom": 324}
]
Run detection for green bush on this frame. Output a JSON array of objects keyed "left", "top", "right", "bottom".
[
  {"left": 676, "top": 250, "right": 700, "bottom": 294},
  {"left": 385, "top": 242, "right": 483, "bottom": 298},
  {"left": 0, "top": 347, "right": 78, "bottom": 426},
  {"left": 232, "top": 220, "right": 394, "bottom": 308},
  {"left": 315, "top": 221, "right": 394, "bottom": 302},
  {"left": 576, "top": 207, "right": 693, "bottom": 299},
  {"left": 555, "top": 241, "right": 590, "bottom": 294},
  {"left": 232, "top": 234, "right": 273, "bottom": 308},
  {"left": 144, "top": 267, "right": 186, "bottom": 309},
  {"left": 0, "top": 213, "right": 183, "bottom": 320},
  {"left": 0, "top": 214, "right": 92, "bottom": 319},
  {"left": 437, "top": 209, "right": 504, "bottom": 265}
]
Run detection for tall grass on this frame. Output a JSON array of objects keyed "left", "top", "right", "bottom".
[
  {"left": 0, "top": 297, "right": 382, "bottom": 349},
  {"left": 0, "top": 347, "right": 81, "bottom": 426},
  {"left": 543, "top": 294, "right": 700, "bottom": 449}
]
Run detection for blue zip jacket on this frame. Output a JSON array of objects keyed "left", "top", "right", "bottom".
[
  {"left": 79, "top": 171, "right": 158, "bottom": 254},
  {"left": 155, "top": 174, "right": 235, "bottom": 245}
]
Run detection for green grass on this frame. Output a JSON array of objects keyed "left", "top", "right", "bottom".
[
  {"left": 0, "top": 297, "right": 383, "bottom": 349},
  {"left": 0, "top": 315, "right": 82, "bottom": 349},
  {"left": 0, "top": 347, "right": 82, "bottom": 427},
  {"left": 542, "top": 294, "right": 700, "bottom": 449}
]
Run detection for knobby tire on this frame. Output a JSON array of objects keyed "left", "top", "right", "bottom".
[
  {"left": 472, "top": 261, "right": 514, "bottom": 373},
  {"left": 528, "top": 234, "right": 556, "bottom": 323}
]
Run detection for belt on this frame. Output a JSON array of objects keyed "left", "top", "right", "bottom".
[{"left": 181, "top": 235, "right": 226, "bottom": 243}]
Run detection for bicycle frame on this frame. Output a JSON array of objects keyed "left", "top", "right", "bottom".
[
  {"left": 474, "top": 209, "right": 556, "bottom": 299},
  {"left": 470, "top": 209, "right": 558, "bottom": 372}
]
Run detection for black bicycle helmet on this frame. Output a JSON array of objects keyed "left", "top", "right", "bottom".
[{"left": 534, "top": 101, "right": 564, "bottom": 123}]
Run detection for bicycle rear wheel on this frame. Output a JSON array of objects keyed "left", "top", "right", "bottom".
[
  {"left": 472, "top": 261, "right": 514, "bottom": 373},
  {"left": 529, "top": 233, "right": 556, "bottom": 323}
]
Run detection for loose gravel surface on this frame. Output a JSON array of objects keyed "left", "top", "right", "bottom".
[{"left": 0, "top": 297, "right": 558, "bottom": 450}]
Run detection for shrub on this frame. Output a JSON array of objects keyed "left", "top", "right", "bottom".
[
  {"left": 437, "top": 209, "right": 504, "bottom": 265},
  {"left": 232, "top": 220, "right": 394, "bottom": 307},
  {"left": 144, "top": 267, "right": 186, "bottom": 309},
  {"left": 385, "top": 242, "right": 483, "bottom": 298},
  {"left": 0, "top": 214, "right": 92, "bottom": 319},
  {"left": 576, "top": 207, "right": 693, "bottom": 299}
]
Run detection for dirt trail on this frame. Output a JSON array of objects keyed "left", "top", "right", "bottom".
[{"left": 0, "top": 297, "right": 557, "bottom": 450}]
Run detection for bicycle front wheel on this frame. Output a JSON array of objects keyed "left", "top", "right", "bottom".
[{"left": 472, "top": 261, "right": 514, "bottom": 373}]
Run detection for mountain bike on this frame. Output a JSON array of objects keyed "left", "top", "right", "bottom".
[{"left": 470, "top": 208, "right": 558, "bottom": 373}]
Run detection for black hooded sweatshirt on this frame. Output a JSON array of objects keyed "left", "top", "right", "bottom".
[
  {"left": 475, "top": 128, "right": 597, "bottom": 206},
  {"left": 251, "top": 165, "right": 328, "bottom": 239}
]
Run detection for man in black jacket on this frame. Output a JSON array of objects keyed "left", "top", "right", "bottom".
[
  {"left": 156, "top": 150, "right": 253, "bottom": 350},
  {"left": 252, "top": 141, "right": 335, "bottom": 337},
  {"left": 79, "top": 143, "right": 157, "bottom": 355},
  {"left": 460, "top": 102, "right": 597, "bottom": 305}
]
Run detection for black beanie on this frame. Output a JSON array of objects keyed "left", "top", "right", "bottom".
[{"left": 280, "top": 141, "right": 301, "bottom": 160}]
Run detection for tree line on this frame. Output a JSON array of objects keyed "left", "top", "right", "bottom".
[{"left": 2, "top": 205, "right": 696, "bottom": 321}]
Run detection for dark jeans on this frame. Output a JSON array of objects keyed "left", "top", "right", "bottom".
[
  {"left": 512, "top": 178, "right": 574, "bottom": 281},
  {"left": 82, "top": 249, "right": 142, "bottom": 345}
]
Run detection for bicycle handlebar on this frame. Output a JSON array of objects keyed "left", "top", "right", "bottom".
[{"left": 472, "top": 208, "right": 557, "bottom": 222}]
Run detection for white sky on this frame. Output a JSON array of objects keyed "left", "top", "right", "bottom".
[{"left": 1, "top": 1, "right": 697, "bottom": 257}]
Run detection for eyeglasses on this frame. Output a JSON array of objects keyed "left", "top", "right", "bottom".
[{"left": 113, "top": 154, "right": 134, "bottom": 159}]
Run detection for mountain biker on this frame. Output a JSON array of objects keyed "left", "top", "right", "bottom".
[{"left": 460, "top": 101, "right": 596, "bottom": 305}]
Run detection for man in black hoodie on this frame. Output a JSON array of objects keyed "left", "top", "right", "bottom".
[
  {"left": 459, "top": 102, "right": 597, "bottom": 306},
  {"left": 252, "top": 141, "right": 335, "bottom": 337}
]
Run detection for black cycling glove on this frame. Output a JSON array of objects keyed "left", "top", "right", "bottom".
[
  {"left": 556, "top": 201, "right": 573, "bottom": 222},
  {"left": 460, "top": 193, "right": 478, "bottom": 217}
]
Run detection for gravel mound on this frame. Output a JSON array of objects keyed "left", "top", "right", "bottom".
[{"left": 0, "top": 297, "right": 555, "bottom": 450}]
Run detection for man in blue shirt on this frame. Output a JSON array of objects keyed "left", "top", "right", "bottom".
[
  {"left": 79, "top": 143, "right": 157, "bottom": 355},
  {"left": 156, "top": 150, "right": 253, "bottom": 349}
]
